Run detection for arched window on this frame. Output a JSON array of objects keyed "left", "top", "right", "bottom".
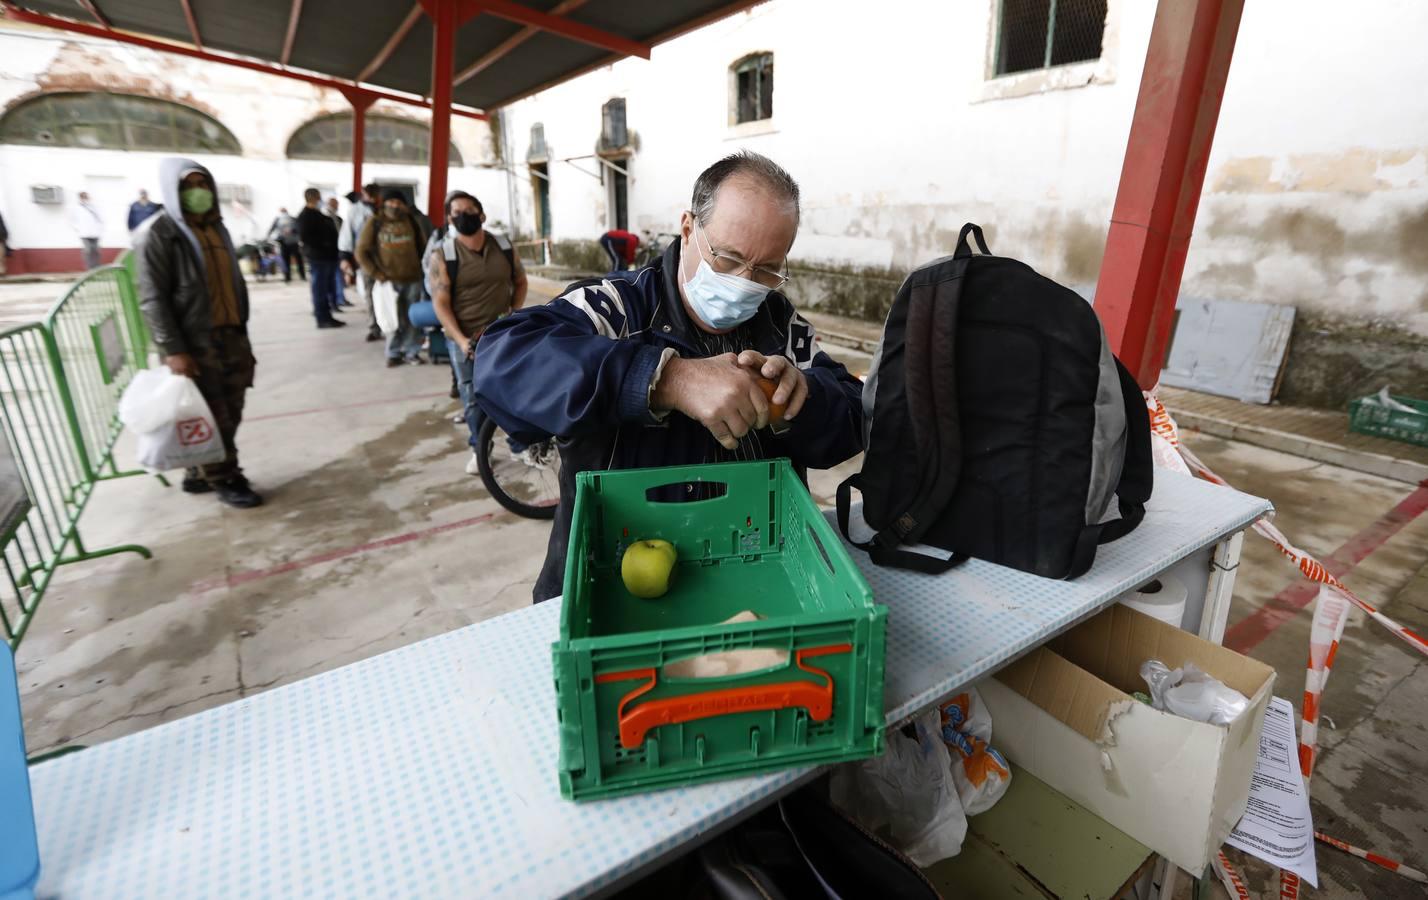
[
  {"left": 286, "top": 113, "right": 464, "bottom": 166},
  {"left": 730, "top": 53, "right": 773, "bottom": 125},
  {"left": 0, "top": 91, "right": 241, "bottom": 154}
]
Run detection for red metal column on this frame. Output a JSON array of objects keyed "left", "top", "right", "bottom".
[
  {"left": 340, "top": 88, "right": 377, "bottom": 194},
  {"left": 1093, "top": 0, "right": 1245, "bottom": 388},
  {"left": 427, "top": 0, "right": 456, "bottom": 223}
]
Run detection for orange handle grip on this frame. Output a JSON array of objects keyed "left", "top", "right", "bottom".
[{"left": 596, "top": 644, "right": 850, "bottom": 750}]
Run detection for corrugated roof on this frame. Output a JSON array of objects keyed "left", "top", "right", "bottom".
[{"left": 5, "top": 0, "right": 765, "bottom": 111}]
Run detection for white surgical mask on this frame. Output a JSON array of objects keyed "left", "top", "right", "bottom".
[{"left": 682, "top": 224, "right": 772, "bottom": 330}]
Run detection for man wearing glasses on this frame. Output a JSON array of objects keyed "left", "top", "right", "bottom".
[{"left": 476, "top": 151, "right": 866, "bottom": 603}]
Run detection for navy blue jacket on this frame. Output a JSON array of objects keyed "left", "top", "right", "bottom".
[{"left": 475, "top": 238, "right": 865, "bottom": 601}]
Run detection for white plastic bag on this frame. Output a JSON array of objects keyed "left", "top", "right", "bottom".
[
  {"left": 1140, "top": 659, "right": 1250, "bottom": 726},
  {"left": 118, "top": 369, "right": 225, "bottom": 472},
  {"left": 373, "top": 279, "right": 399, "bottom": 335},
  {"left": 830, "top": 709, "right": 968, "bottom": 866}
]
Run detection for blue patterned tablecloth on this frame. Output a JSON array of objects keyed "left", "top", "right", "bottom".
[{"left": 29, "top": 471, "right": 1269, "bottom": 899}]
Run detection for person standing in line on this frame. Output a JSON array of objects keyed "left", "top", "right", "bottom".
[
  {"left": 72, "top": 192, "right": 104, "bottom": 270},
  {"left": 339, "top": 184, "right": 383, "bottom": 341},
  {"left": 296, "top": 188, "right": 344, "bottom": 329},
  {"left": 322, "top": 196, "right": 352, "bottom": 309},
  {"left": 127, "top": 189, "right": 160, "bottom": 231},
  {"left": 267, "top": 207, "right": 303, "bottom": 283},
  {"left": 356, "top": 189, "right": 430, "bottom": 367},
  {"left": 428, "top": 190, "right": 529, "bottom": 473},
  {"left": 132, "top": 158, "right": 263, "bottom": 508},
  {"left": 0, "top": 208, "right": 9, "bottom": 276}
]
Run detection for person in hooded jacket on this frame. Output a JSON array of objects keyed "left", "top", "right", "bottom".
[{"left": 132, "top": 158, "right": 263, "bottom": 509}]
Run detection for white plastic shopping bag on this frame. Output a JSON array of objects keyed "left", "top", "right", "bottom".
[
  {"left": 118, "top": 369, "right": 226, "bottom": 472},
  {"left": 829, "top": 709, "right": 968, "bottom": 866},
  {"left": 373, "top": 280, "right": 399, "bottom": 335}
]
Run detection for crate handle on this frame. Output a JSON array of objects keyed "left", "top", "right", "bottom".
[
  {"left": 596, "top": 644, "right": 851, "bottom": 749},
  {"left": 642, "top": 481, "right": 730, "bottom": 503}
]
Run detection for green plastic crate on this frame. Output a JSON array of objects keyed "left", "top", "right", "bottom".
[
  {"left": 1349, "top": 393, "right": 1428, "bottom": 448},
  {"left": 552, "top": 459, "right": 887, "bottom": 801}
]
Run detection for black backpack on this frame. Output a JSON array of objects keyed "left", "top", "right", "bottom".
[{"left": 836, "top": 223, "right": 1153, "bottom": 580}]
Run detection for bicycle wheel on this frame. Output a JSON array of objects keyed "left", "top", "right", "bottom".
[{"left": 476, "top": 418, "right": 560, "bottom": 520}]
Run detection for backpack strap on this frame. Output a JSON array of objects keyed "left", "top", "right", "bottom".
[
  {"left": 1066, "top": 357, "right": 1153, "bottom": 578},
  {"left": 490, "top": 232, "right": 517, "bottom": 286},
  {"left": 836, "top": 476, "right": 968, "bottom": 574},
  {"left": 886, "top": 240, "right": 970, "bottom": 545}
]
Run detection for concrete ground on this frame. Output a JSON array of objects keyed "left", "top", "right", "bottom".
[{"left": 3, "top": 275, "right": 1425, "bottom": 898}]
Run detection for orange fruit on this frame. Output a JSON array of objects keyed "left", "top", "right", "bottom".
[{"left": 756, "top": 377, "right": 787, "bottom": 424}]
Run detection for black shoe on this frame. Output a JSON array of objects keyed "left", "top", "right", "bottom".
[
  {"left": 317, "top": 319, "right": 347, "bottom": 329},
  {"left": 366, "top": 328, "right": 383, "bottom": 342},
  {"left": 386, "top": 357, "right": 404, "bottom": 368},
  {"left": 215, "top": 477, "right": 263, "bottom": 509},
  {"left": 181, "top": 476, "right": 214, "bottom": 494},
  {"left": 449, "top": 384, "right": 460, "bottom": 399}
]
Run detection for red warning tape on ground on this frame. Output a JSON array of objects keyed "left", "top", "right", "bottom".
[
  {"left": 1214, "top": 851, "right": 1252, "bottom": 899},
  {"left": 1316, "top": 832, "right": 1428, "bottom": 884},
  {"left": 1147, "top": 390, "right": 1426, "bottom": 894}
]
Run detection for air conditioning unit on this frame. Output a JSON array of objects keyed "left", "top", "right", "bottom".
[
  {"left": 600, "top": 98, "right": 628, "bottom": 151},
  {"left": 30, "top": 185, "right": 63, "bottom": 205},
  {"left": 218, "top": 183, "right": 252, "bottom": 205}
]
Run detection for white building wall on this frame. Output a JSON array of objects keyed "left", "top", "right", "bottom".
[
  {"left": 0, "top": 23, "right": 510, "bottom": 259},
  {"left": 497, "top": 0, "right": 1428, "bottom": 335}
]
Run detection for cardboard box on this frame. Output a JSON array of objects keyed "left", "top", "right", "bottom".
[{"left": 979, "top": 605, "right": 1275, "bottom": 872}]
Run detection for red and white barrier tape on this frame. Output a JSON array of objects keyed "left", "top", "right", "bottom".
[
  {"left": 1315, "top": 831, "right": 1428, "bottom": 884},
  {"left": 1145, "top": 389, "right": 1427, "bottom": 896},
  {"left": 1213, "top": 851, "right": 1253, "bottom": 899},
  {"left": 1146, "top": 393, "right": 1428, "bottom": 664}
]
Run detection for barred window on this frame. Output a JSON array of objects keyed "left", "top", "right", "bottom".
[
  {"left": 731, "top": 53, "right": 773, "bottom": 124},
  {"left": 995, "top": 0, "right": 1108, "bottom": 76},
  {"left": 287, "top": 113, "right": 463, "bottom": 166},
  {"left": 0, "top": 91, "right": 241, "bottom": 154}
]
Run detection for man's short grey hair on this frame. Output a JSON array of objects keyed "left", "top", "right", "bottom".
[{"left": 690, "top": 151, "right": 800, "bottom": 227}]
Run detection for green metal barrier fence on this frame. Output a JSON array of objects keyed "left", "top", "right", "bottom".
[
  {"left": 0, "top": 264, "right": 154, "bottom": 648},
  {"left": 44, "top": 264, "right": 152, "bottom": 481}
]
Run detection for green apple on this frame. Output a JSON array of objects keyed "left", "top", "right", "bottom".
[{"left": 621, "top": 539, "right": 678, "bottom": 599}]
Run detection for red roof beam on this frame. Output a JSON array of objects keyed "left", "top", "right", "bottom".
[
  {"left": 280, "top": 0, "right": 303, "bottom": 66},
  {"left": 453, "top": 0, "right": 587, "bottom": 87},
  {"left": 357, "top": 2, "right": 423, "bottom": 83},
  {"left": 0, "top": 4, "right": 487, "bottom": 119},
  {"left": 461, "top": 0, "right": 649, "bottom": 59},
  {"left": 73, "top": 0, "right": 110, "bottom": 28},
  {"left": 178, "top": 0, "right": 202, "bottom": 49}
]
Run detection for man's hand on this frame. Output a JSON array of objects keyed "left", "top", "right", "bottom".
[
  {"left": 373, "top": 271, "right": 388, "bottom": 283},
  {"left": 653, "top": 353, "right": 769, "bottom": 450},
  {"left": 164, "top": 353, "right": 199, "bottom": 378},
  {"left": 460, "top": 335, "right": 476, "bottom": 359},
  {"left": 735, "top": 351, "right": 809, "bottom": 421}
]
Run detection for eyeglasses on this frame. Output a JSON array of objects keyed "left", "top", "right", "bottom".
[{"left": 695, "top": 223, "right": 789, "bottom": 290}]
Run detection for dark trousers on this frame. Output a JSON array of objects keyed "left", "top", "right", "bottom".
[
  {"left": 280, "top": 242, "right": 305, "bottom": 282},
  {"left": 599, "top": 234, "right": 631, "bottom": 271},
  {"left": 309, "top": 259, "right": 337, "bottom": 323},
  {"left": 187, "top": 327, "right": 256, "bottom": 484}
]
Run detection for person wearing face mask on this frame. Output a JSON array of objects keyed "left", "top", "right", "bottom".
[
  {"left": 426, "top": 191, "right": 529, "bottom": 473},
  {"left": 355, "top": 189, "right": 432, "bottom": 366},
  {"left": 132, "top": 158, "right": 263, "bottom": 508},
  {"left": 476, "top": 151, "right": 864, "bottom": 603}
]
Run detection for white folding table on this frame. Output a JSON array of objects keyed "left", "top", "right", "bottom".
[{"left": 28, "top": 470, "right": 1269, "bottom": 899}]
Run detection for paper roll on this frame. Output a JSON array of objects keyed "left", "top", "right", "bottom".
[{"left": 1119, "top": 574, "right": 1189, "bottom": 629}]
